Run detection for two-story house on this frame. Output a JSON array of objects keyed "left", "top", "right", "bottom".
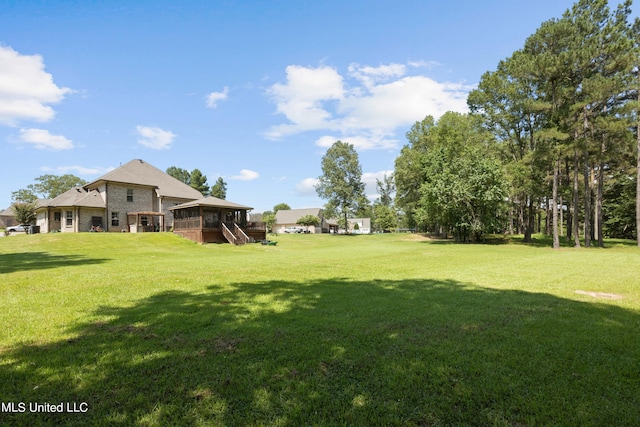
[{"left": 35, "top": 159, "right": 203, "bottom": 233}]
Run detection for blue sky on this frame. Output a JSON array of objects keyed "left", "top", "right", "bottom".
[{"left": 1, "top": 0, "right": 635, "bottom": 212}]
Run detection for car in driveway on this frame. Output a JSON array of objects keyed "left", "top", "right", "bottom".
[
  {"left": 283, "top": 226, "right": 305, "bottom": 234},
  {"left": 6, "top": 224, "right": 27, "bottom": 233}
]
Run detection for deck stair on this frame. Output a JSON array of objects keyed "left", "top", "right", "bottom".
[{"left": 221, "top": 222, "right": 254, "bottom": 245}]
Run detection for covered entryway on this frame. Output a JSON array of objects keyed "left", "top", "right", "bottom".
[{"left": 127, "top": 211, "right": 164, "bottom": 232}]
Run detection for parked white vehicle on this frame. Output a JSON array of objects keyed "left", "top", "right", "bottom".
[
  {"left": 283, "top": 226, "right": 305, "bottom": 234},
  {"left": 6, "top": 225, "right": 27, "bottom": 233}
]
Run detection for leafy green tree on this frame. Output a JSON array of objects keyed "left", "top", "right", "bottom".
[
  {"left": 603, "top": 168, "right": 636, "bottom": 239},
  {"left": 373, "top": 205, "right": 396, "bottom": 232},
  {"left": 11, "top": 189, "right": 38, "bottom": 203},
  {"left": 373, "top": 174, "right": 397, "bottom": 232},
  {"left": 11, "top": 201, "right": 37, "bottom": 226},
  {"left": 376, "top": 174, "right": 395, "bottom": 207},
  {"left": 408, "top": 113, "right": 507, "bottom": 242},
  {"left": 167, "top": 166, "right": 214, "bottom": 197},
  {"left": 166, "top": 166, "right": 191, "bottom": 185},
  {"left": 636, "top": 81, "right": 640, "bottom": 246},
  {"left": 417, "top": 146, "right": 507, "bottom": 242},
  {"left": 12, "top": 174, "right": 87, "bottom": 201},
  {"left": 316, "top": 141, "right": 368, "bottom": 233},
  {"left": 262, "top": 210, "right": 276, "bottom": 233},
  {"left": 469, "top": 46, "right": 555, "bottom": 243},
  {"left": 631, "top": 16, "right": 640, "bottom": 246},
  {"left": 210, "top": 177, "right": 227, "bottom": 199},
  {"left": 561, "top": 0, "right": 637, "bottom": 247},
  {"left": 296, "top": 214, "right": 320, "bottom": 232},
  {"left": 395, "top": 116, "right": 434, "bottom": 229},
  {"left": 273, "top": 203, "right": 291, "bottom": 213},
  {"left": 189, "top": 169, "right": 209, "bottom": 196},
  {"left": 470, "top": 0, "right": 638, "bottom": 248}
]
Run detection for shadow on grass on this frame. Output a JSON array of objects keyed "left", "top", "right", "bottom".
[
  {"left": 416, "top": 234, "right": 514, "bottom": 246},
  {"left": 0, "top": 252, "right": 110, "bottom": 274},
  {"left": 2, "top": 278, "right": 640, "bottom": 426}
]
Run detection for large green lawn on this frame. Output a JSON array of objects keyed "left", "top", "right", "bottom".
[{"left": 1, "top": 232, "right": 639, "bottom": 426}]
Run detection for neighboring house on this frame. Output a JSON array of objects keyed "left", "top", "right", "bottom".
[
  {"left": 347, "top": 218, "right": 371, "bottom": 234},
  {"left": 169, "top": 196, "right": 266, "bottom": 244},
  {"left": 0, "top": 207, "right": 16, "bottom": 229},
  {"left": 35, "top": 159, "right": 204, "bottom": 233},
  {"left": 273, "top": 208, "right": 338, "bottom": 234},
  {"left": 3, "top": 200, "right": 49, "bottom": 229}
]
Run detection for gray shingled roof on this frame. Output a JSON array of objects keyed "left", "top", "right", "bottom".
[
  {"left": 46, "top": 187, "right": 105, "bottom": 208},
  {"left": 274, "top": 208, "right": 322, "bottom": 224},
  {"left": 85, "top": 159, "right": 203, "bottom": 200},
  {"left": 169, "top": 196, "right": 253, "bottom": 211},
  {"left": 35, "top": 199, "right": 51, "bottom": 209}
]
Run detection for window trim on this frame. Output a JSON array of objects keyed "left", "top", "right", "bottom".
[{"left": 111, "top": 211, "right": 120, "bottom": 227}]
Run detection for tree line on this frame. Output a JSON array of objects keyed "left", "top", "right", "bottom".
[
  {"left": 314, "top": 0, "right": 639, "bottom": 246},
  {"left": 166, "top": 166, "right": 228, "bottom": 199},
  {"left": 392, "top": 0, "right": 639, "bottom": 247}
]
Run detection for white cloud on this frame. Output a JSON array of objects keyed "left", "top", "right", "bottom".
[
  {"left": 266, "top": 61, "right": 473, "bottom": 150},
  {"left": 348, "top": 63, "right": 406, "bottom": 88},
  {"left": 0, "top": 46, "right": 72, "bottom": 126},
  {"left": 265, "top": 65, "right": 344, "bottom": 139},
  {"left": 135, "top": 125, "right": 176, "bottom": 150},
  {"left": 362, "top": 170, "right": 394, "bottom": 187},
  {"left": 315, "top": 134, "right": 398, "bottom": 151},
  {"left": 295, "top": 177, "right": 319, "bottom": 196},
  {"left": 295, "top": 172, "right": 390, "bottom": 201},
  {"left": 362, "top": 170, "right": 394, "bottom": 200},
  {"left": 339, "top": 76, "right": 470, "bottom": 133},
  {"left": 206, "top": 87, "right": 229, "bottom": 109},
  {"left": 19, "top": 128, "right": 73, "bottom": 150},
  {"left": 407, "top": 60, "right": 441, "bottom": 69},
  {"left": 230, "top": 169, "right": 260, "bottom": 181}
]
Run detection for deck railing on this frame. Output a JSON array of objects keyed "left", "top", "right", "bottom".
[
  {"left": 246, "top": 221, "right": 266, "bottom": 231},
  {"left": 234, "top": 223, "right": 253, "bottom": 244}
]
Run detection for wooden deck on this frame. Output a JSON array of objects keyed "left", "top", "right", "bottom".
[{"left": 173, "top": 225, "right": 266, "bottom": 244}]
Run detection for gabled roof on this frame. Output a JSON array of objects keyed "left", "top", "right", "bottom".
[
  {"left": 45, "top": 187, "right": 105, "bottom": 209},
  {"left": 274, "top": 208, "right": 323, "bottom": 224},
  {"left": 168, "top": 196, "right": 253, "bottom": 211},
  {"left": 85, "top": 159, "right": 203, "bottom": 200}
]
